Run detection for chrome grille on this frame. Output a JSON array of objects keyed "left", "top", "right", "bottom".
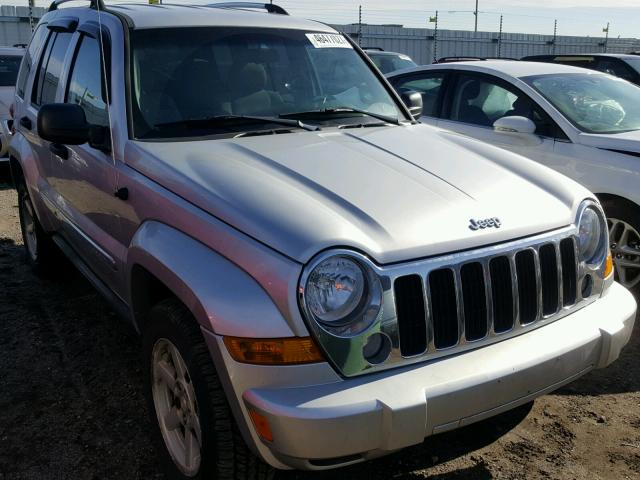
[{"left": 394, "top": 236, "right": 579, "bottom": 357}]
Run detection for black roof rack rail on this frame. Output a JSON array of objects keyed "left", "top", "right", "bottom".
[
  {"left": 48, "top": 0, "right": 106, "bottom": 12},
  {"left": 363, "top": 47, "right": 384, "bottom": 51},
  {"left": 207, "top": 2, "right": 288, "bottom": 15}
]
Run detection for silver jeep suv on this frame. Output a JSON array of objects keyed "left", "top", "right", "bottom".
[{"left": 9, "top": 1, "right": 636, "bottom": 478}]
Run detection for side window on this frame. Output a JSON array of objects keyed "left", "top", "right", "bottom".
[
  {"left": 32, "top": 31, "right": 72, "bottom": 107},
  {"left": 393, "top": 73, "right": 445, "bottom": 117},
  {"left": 449, "top": 74, "right": 565, "bottom": 138},
  {"left": 66, "top": 35, "right": 108, "bottom": 127},
  {"left": 16, "top": 24, "right": 49, "bottom": 98}
]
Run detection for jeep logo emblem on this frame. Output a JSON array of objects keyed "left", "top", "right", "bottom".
[{"left": 469, "top": 217, "right": 501, "bottom": 231}]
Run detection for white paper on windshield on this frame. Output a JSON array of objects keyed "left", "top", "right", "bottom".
[{"left": 306, "top": 33, "right": 352, "bottom": 49}]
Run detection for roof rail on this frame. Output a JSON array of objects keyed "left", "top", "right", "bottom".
[
  {"left": 48, "top": 0, "right": 106, "bottom": 12},
  {"left": 207, "top": 2, "right": 288, "bottom": 15},
  {"left": 363, "top": 47, "right": 384, "bottom": 51}
]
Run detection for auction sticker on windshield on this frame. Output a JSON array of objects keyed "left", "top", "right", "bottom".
[{"left": 306, "top": 33, "right": 352, "bottom": 49}]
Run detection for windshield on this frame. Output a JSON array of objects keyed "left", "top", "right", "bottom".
[
  {"left": 368, "top": 52, "right": 417, "bottom": 74},
  {"left": 523, "top": 73, "right": 640, "bottom": 134},
  {"left": 0, "top": 55, "right": 22, "bottom": 87},
  {"left": 131, "top": 28, "right": 403, "bottom": 140}
]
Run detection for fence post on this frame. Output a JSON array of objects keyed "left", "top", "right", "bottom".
[
  {"left": 603, "top": 22, "right": 609, "bottom": 52},
  {"left": 28, "top": 0, "right": 35, "bottom": 33},
  {"left": 497, "top": 15, "right": 503, "bottom": 57},
  {"left": 431, "top": 11, "right": 438, "bottom": 62},
  {"left": 358, "top": 5, "right": 362, "bottom": 47},
  {"left": 552, "top": 20, "right": 557, "bottom": 54}
]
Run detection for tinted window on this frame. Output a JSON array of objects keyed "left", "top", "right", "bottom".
[
  {"left": 450, "top": 74, "right": 560, "bottom": 137},
  {"left": 131, "top": 28, "right": 402, "bottom": 140},
  {"left": 0, "top": 56, "right": 23, "bottom": 87},
  {"left": 368, "top": 52, "right": 417, "bottom": 74},
  {"left": 16, "top": 24, "right": 48, "bottom": 98},
  {"left": 66, "top": 35, "right": 108, "bottom": 127},
  {"left": 33, "top": 31, "right": 72, "bottom": 106},
  {"left": 596, "top": 58, "right": 636, "bottom": 82},
  {"left": 393, "top": 73, "right": 444, "bottom": 117}
]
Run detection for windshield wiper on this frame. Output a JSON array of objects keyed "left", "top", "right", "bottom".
[
  {"left": 281, "top": 107, "right": 400, "bottom": 125},
  {"left": 153, "top": 115, "right": 320, "bottom": 132}
]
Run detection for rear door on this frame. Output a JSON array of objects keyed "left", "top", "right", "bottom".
[{"left": 388, "top": 70, "right": 448, "bottom": 126}]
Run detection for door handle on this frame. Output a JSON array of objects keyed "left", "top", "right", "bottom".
[
  {"left": 49, "top": 143, "right": 69, "bottom": 160},
  {"left": 19, "top": 117, "right": 32, "bottom": 130}
]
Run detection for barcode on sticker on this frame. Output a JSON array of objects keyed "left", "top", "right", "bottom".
[{"left": 306, "top": 33, "right": 352, "bottom": 49}]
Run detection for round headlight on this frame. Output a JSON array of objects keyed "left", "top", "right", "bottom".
[
  {"left": 577, "top": 205, "right": 606, "bottom": 264},
  {"left": 303, "top": 254, "right": 382, "bottom": 336}
]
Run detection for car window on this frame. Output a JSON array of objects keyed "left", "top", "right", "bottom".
[
  {"left": 66, "top": 35, "right": 108, "bottom": 127},
  {"left": 32, "top": 31, "right": 72, "bottom": 107},
  {"left": 130, "top": 27, "right": 403, "bottom": 140},
  {"left": 524, "top": 72, "right": 640, "bottom": 134},
  {"left": 596, "top": 59, "right": 636, "bottom": 82},
  {"left": 16, "top": 24, "right": 48, "bottom": 98},
  {"left": 449, "top": 73, "right": 561, "bottom": 137},
  {"left": 393, "top": 73, "right": 444, "bottom": 117},
  {"left": 0, "top": 55, "right": 23, "bottom": 87},
  {"left": 369, "top": 53, "right": 416, "bottom": 74}
]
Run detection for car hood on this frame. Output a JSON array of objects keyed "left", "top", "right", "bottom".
[
  {"left": 578, "top": 130, "right": 640, "bottom": 154},
  {"left": 126, "top": 124, "right": 589, "bottom": 264}
]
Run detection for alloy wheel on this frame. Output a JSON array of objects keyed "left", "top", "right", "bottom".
[
  {"left": 151, "top": 338, "right": 203, "bottom": 477},
  {"left": 608, "top": 217, "right": 640, "bottom": 289}
]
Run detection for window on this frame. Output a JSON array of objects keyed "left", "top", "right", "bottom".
[
  {"left": 16, "top": 24, "right": 49, "bottom": 98},
  {"left": 66, "top": 35, "right": 108, "bottom": 127},
  {"left": 393, "top": 73, "right": 444, "bottom": 117},
  {"left": 0, "top": 56, "right": 23, "bottom": 87},
  {"left": 32, "top": 31, "right": 72, "bottom": 107},
  {"left": 449, "top": 74, "right": 562, "bottom": 137},
  {"left": 130, "top": 27, "right": 402, "bottom": 140},
  {"left": 368, "top": 53, "right": 417, "bottom": 74},
  {"left": 596, "top": 59, "right": 636, "bottom": 82}
]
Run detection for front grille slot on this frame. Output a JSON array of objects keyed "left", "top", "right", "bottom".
[
  {"left": 515, "top": 250, "right": 538, "bottom": 324},
  {"left": 460, "top": 262, "right": 487, "bottom": 341},
  {"left": 539, "top": 243, "right": 559, "bottom": 316},
  {"left": 394, "top": 275, "right": 427, "bottom": 357},
  {"left": 429, "top": 268, "right": 459, "bottom": 349},
  {"left": 489, "top": 256, "right": 514, "bottom": 333},
  {"left": 560, "top": 238, "right": 577, "bottom": 306}
]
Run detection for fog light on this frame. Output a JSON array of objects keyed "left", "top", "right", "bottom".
[
  {"left": 363, "top": 332, "right": 392, "bottom": 365},
  {"left": 581, "top": 274, "right": 593, "bottom": 298}
]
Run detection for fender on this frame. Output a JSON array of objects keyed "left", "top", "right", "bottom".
[{"left": 127, "top": 221, "right": 297, "bottom": 338}]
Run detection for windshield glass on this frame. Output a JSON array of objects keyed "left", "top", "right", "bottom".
[
  {"left": 523, "top": 72, "right": 640, "bottom": 133},
  {"left": 368, "top": 52, "right": 417, "bottom": 74},
  {"left": 131, "top": 28, "right": 403, "bottom": 140},
  {"left": 0, "top": 55, "right": 22, "bottom": 87}
]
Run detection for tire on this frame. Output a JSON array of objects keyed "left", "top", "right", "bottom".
[
  {"left": 601, "top": 198, "right": 640, "bottom": 292},
  {"left": 142, "top": 298, "right": 274, "bottom": 480},
  {"left": 16, "top": 179, "right": 61, "bottom": 272}
]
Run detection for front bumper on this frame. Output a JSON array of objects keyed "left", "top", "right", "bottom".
[{"left": 206, "top": 282, "right": 635, "bottom": 470}]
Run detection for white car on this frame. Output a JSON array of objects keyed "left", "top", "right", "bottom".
[
  {"left": 388, "top": 61, "right": 640, "bottom": 290},
  {"left": 0, "top": 46, "right": 24, "bottom": 160}
]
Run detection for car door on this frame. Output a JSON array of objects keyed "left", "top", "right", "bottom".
[
  {"left": 437, "top": 71, "right": 563, "bottom": 164},
  {"left": 389, "top": 71, "right": 448, "bottom": 126},
  {"left": 46, "top": 27, "right": 122, "bottom": 292}
]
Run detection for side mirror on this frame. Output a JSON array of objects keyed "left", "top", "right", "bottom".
[
  {"left": 400, "top": 90, "right": 423, "bottom": 120},
  {"left": 37, "top": 103, "right": 90, "bottom": 145},
  {"left": 493, "top": 116, "right": 537, "bottom": 135},
  {"left": 37, "top": 103, "right": 111, "bottom": 151}
]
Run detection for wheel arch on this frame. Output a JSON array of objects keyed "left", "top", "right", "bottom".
[{"left": 127, "top": 221, "right": 296, "bottom": 338}]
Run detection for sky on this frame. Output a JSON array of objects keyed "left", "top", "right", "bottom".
[{"left": 7, "top": 0, "right": 640, "bottom": 38}]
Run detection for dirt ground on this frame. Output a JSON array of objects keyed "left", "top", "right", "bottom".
[{"left": 0, "top": 178, "right": 639, "bottom": 480}]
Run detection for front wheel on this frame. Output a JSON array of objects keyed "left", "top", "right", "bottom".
[
  {"left": 602, "top": 199, "right": 640, "bottom": 291},
  {"left": 142, "top": 299, "right": 274, "bottom": 480}
]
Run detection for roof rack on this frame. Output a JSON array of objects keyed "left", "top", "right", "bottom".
[
  {"left": 363, "top": 47, "right": 384, "bottom": 51},
  {"left": 48, "top": 0, "right": 106, "bottom": 12},
  {"left": 207, "top": 2, "right": 288, "bottom": 15},
  {"left": 435, "top": 56, "right": 517, "bottom": 63}
]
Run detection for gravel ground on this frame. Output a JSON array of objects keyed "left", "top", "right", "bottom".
[{"left": 0, "top": 181, "right": 639, "bottom": 480}]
